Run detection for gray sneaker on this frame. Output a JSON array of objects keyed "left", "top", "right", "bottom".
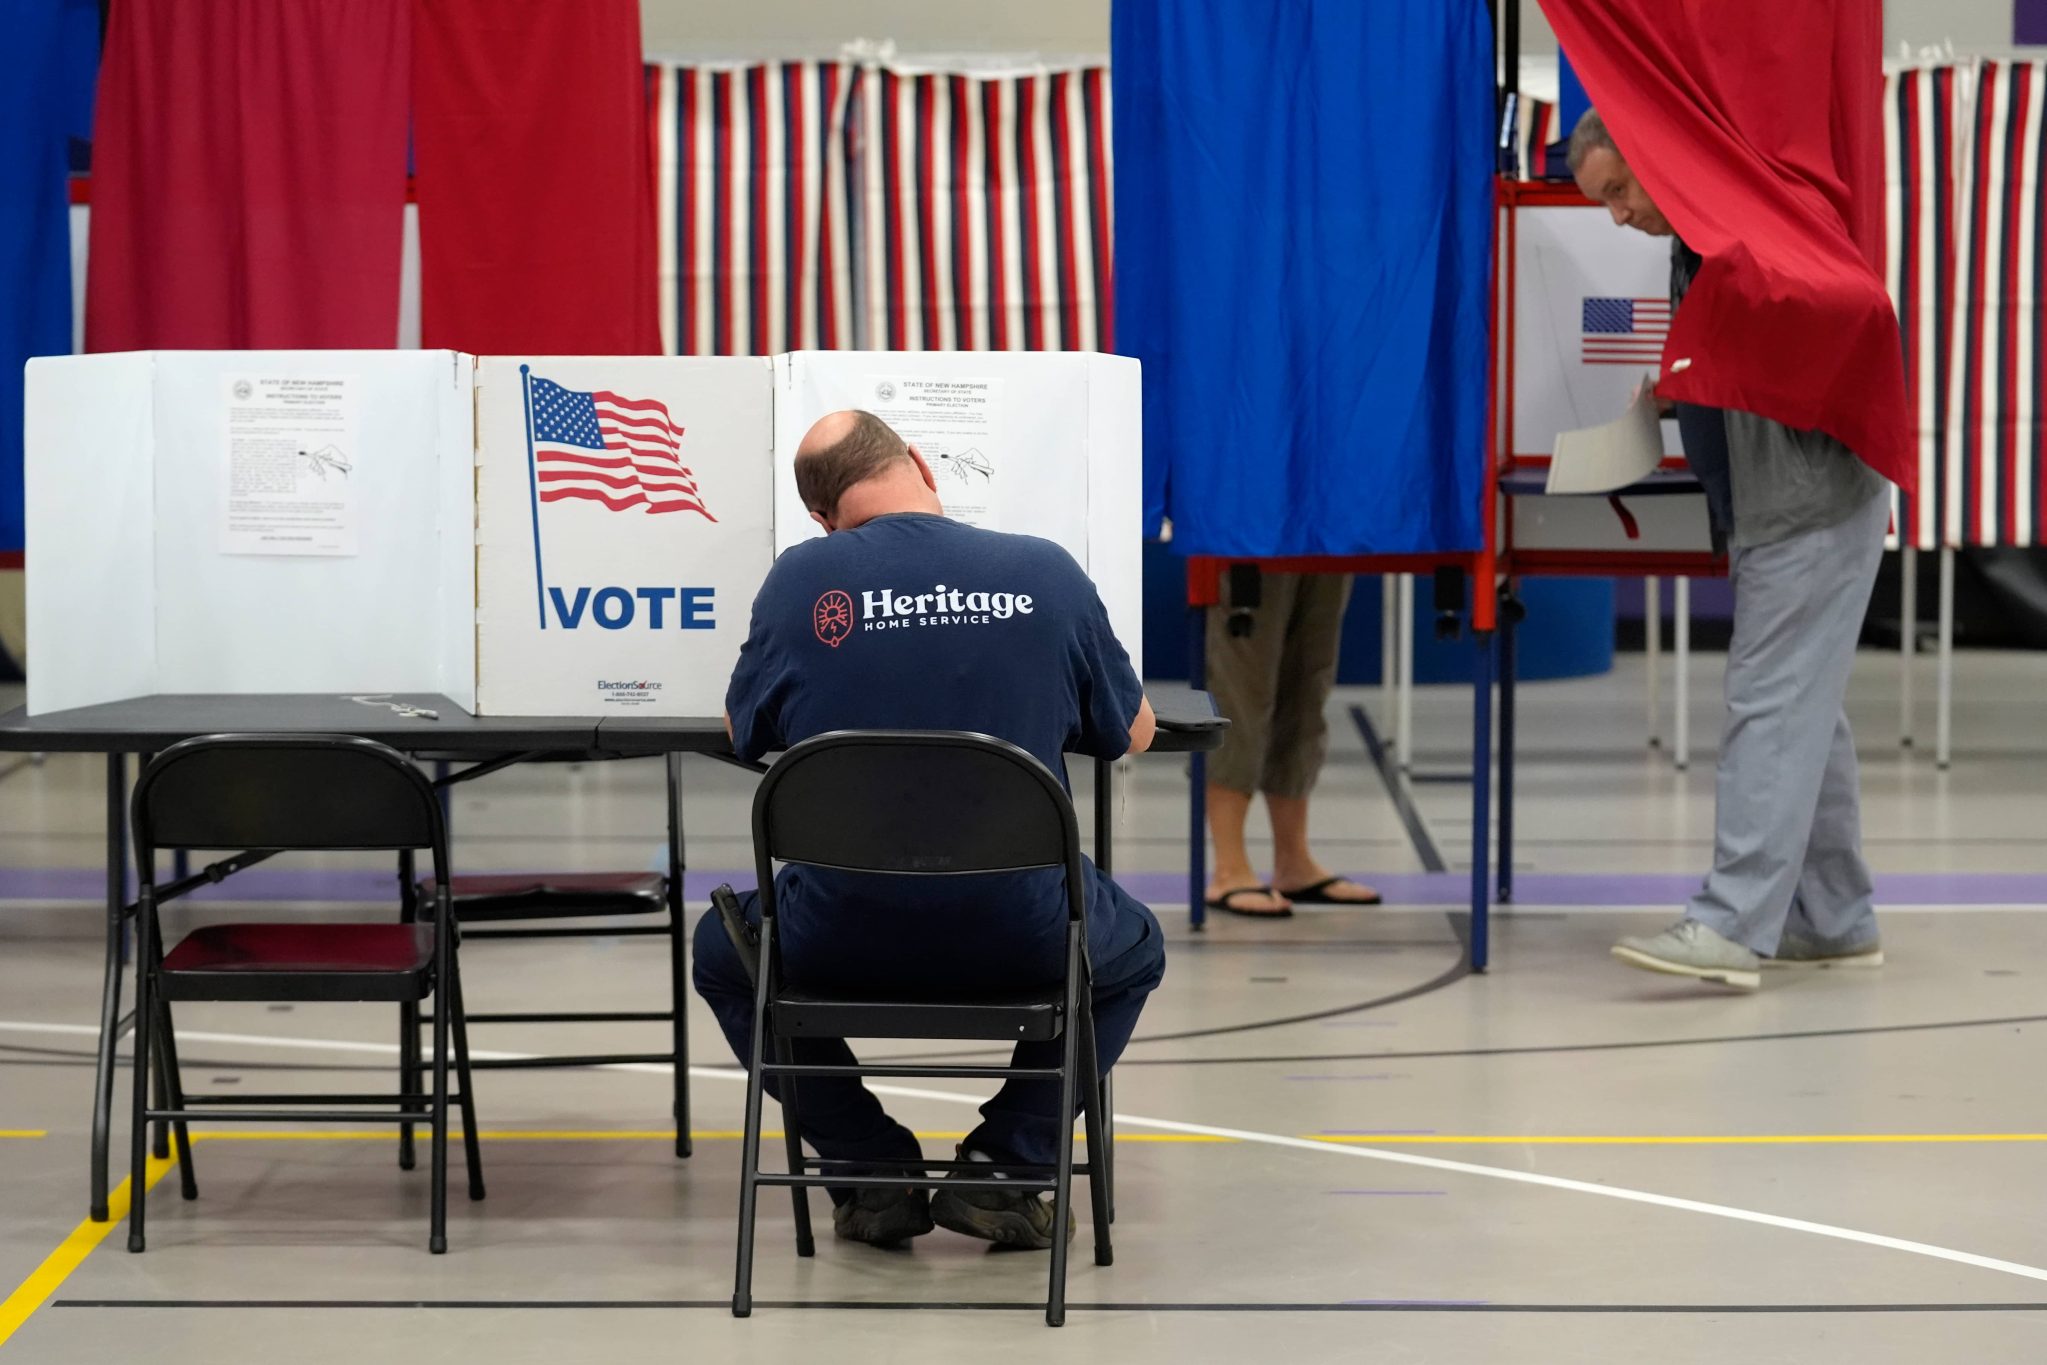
[
  {"left": 1765, "top": 929, "right": 1884, "bottom": 970},
  {"left": 1612, "top": 919, "right": 1761, "bottom": 991}
]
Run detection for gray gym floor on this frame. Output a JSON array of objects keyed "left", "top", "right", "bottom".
[{"left": 2, "top": 653, "right": 2044, "bottom": 1362}]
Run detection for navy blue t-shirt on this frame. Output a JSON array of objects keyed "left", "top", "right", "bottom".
[{"left": 726, "top": 512, "right": 1143, "bottom": 987}]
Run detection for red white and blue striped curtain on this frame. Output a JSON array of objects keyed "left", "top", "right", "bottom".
[
  {"left": 1944, "top": 59, "right": 2045, "bottom": 550},
  {"left": 1885, "top": 64, "right": 1969, "bottom": 550},
  {"left": 648, "top": 61, "right": 857, "bottom": 355},
  {"left": 856, "top": 66, "right": 1114, "bottom": 351}
]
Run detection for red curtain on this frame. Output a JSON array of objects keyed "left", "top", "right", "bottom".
[
  {"left": 85, "top": 0, "right": 410, "bottom": 351},
  {"left": 414, "top": 0, "right": 659, "bottom": 355},
  {"left": 1538, "top": 0, "right": 1914, "bottom": 493}
]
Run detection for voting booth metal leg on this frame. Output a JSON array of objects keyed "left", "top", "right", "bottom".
[
  {"left": 1937, "top": 546, "right": 1955, "bottom": 770},
  {"left": 1468, "top": 632, "right": 1493, "bottom": 973},
  {"left": 1900, "top": 545, "right": 1918, "bottom": 747},
  {"left": 90, "top": 752, "right": 129, "bottom": 1221},
  {"left": 1497, "top": 601, "right": 1516, "bottom": 906},
  {"left": 1188, "top": 609, "right": 1208, "bottom": 930},
  {"left": 1380, "top": 575, "right": 1397, "bottom": 747},
  {"left": 1645, "top": 577, "right": 1662, "bottom": 748},
  {"left": 1674, "top": 578, "right": 1692, "bottom": 771},
  {"left": 665, "top": 752, "right": 692, "bottom": 1158},
  {"left": 1395, "top": 576, "right": 1416, "bottom": 771}
]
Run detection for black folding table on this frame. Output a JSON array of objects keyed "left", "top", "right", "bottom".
[{"left": 0, "top": 688, "right": 1224, "bottom": 1221}]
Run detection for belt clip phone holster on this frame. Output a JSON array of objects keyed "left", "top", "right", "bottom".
[{"left": 711, "top": 883, "right": 760, "bottom": 986}]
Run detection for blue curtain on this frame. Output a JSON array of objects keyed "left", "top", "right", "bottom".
[
  {"left": 1113, "top": 0, "right": 1493, "bottom": 557},
  {"left": 0, "top": 0, "right": 98, "bottom": 556}
]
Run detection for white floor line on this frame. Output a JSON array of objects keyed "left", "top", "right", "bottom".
[{"left": 7, "top": 1018, "right": 2046, "bottom": 1287}]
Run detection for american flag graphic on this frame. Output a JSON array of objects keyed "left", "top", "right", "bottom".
[
  {"left": 1581, "top": 296, "right": 1671, "bottom": 366},
  {"left": 527, "top": 377, "right": 715, "bottom": 519}
]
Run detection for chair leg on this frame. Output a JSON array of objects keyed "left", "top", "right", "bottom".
[
  {"left": 125, "top": 918, "right": 154, "bottom": 1254},
  {"left": 773, "top": 1036, "right": 814, "bottom": 1258},
  {"left": 733, "top": 1052, "right": 770, "bottom": 1318},
  {"left": 1078, "top": 1004, "right": 1113, "bottom": 1268},
  {"left": 448, "top": 966, "right": 486, "bottom": 1202},
  {"left": 399, "top": 999, "right": 421, "bottom": 1170},
  {"left": 732, "top": 923, "right": 776, "bottom": 1318},
  {"left": 1046, "top": 938, "right": 1083, "bottom": 1328},
  {"left": 150, "top": 1038, "right": 170, "bottom": 1161},
  {"left": 429, "top": 943, "right": 452, "bottom": 1255},
  {"left": 1102, "top": 1070, "right": 1116, "bottom": 1225},
  {"left": 153, "top": 1000, "right": 198, "bottom": 1201}
]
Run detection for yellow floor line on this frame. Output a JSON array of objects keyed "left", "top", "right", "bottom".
[
  {"left": 25, "top": 1129, "right": 2047, "bottom": 1149},
  {"left": 0, "top": 1153, "right": 176, "bottom": 1351},
  {"left": 1307, "top": 1133, "right": 2047, "bottom": 1146},
  {"left": 182, "top": 1129, "right": 1230, "bottom": 1144}
]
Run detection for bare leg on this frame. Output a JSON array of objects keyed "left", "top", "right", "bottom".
[
  {"left": 1268, "top": 793, "right": 1378, "bottom": 902},
  {"left": 1204, "top": 786, "right": 1288, "bottom": 913}
]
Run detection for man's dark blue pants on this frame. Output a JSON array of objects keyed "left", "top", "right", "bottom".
[{"left": 691, "top": 863, "right": 1166, "bottom": 1181}]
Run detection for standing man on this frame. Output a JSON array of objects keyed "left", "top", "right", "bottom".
[
  {"left": 1570, "top": 109, "right": 1890, "bottom": 990},
  {"left": 695, "top": 410, "right": 1164, "bottom": 1249},
  {"left": 1203, "top": 570, "right": 1381, "bottom": 918}
]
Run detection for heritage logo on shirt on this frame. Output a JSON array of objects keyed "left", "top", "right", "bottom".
[
  {"left": 813, "top": 590, "right": 855, "bottom": 648},
  {"left": 811, "top": 583, "right": 1036, "bottom": 645}
]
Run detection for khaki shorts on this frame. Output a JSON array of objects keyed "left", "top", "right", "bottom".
[{"left": 1204, "top": 572, "right": 1352, "bottom": 799}]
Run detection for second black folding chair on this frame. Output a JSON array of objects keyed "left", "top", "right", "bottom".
[{"left": 400, "top": 752, "right": 690, "bottom": 1167}]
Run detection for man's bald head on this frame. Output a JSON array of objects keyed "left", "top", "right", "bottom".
[{"left": 794, "top": 409, "right": 936, "bottom": 530}]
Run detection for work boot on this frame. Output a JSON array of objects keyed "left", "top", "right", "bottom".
[
  {"left": 1611, "top": 919, "right": 1761, "bottom": 991},
  {"left": 831, "top": 1186, "right": 934, "bottom": 1247},
  {"left": 929, "top": 1147, "right": 1076, "bottom": 1250}
]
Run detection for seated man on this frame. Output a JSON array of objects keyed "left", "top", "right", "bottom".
[{"left": 693, "top": 409, "right": 1165, "bottom": 1250}]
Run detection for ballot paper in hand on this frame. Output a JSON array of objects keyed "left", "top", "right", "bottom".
[{"left": 1546, "top": 379, "right": 1666, "bottom": 494}]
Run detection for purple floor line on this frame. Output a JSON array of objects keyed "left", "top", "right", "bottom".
[{"left": 0, "top": 866, "right": 2041, "bottom": 907}]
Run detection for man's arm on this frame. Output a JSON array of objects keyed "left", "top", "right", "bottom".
[
  {"left": 723, "top": 711, "right": 734, "bottom": 744},
  {"left": 1126, "top": 695, "right": 1157, "bottom": 754}
]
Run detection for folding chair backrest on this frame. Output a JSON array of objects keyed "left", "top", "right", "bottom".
[
  {"left": 751, "top": 731, "right": 1081, "bottom": 912},
  {"left": 133, "top": 734, "right": 446, "bottom": 856}
]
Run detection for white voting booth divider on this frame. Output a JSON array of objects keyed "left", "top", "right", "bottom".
[
  {"left": 25, "top": 351, "right": 477, "bottom": 716},
  {"left": 771, "top": 352, "right": 1143, "bottom": 678},
  {"left": 1508, "top": 205, "right": 1700, "bottom": 764},
  {"left": 27, "top": 350, "right": 1142, "bottom": 719},
  {"left": 473, "top": 356, "right": 775, "bottom": 717}
]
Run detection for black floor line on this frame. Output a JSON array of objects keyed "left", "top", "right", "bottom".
[
  {"left": 51, "top": 1299, "right": 2047, "bottom": 1315},
  {"left": 11, "top": 1012, "right": 2040, "bottom": 1078},
  {"left": 1349, "top": 705, "right": 1447, "bottom": 874},
  {"left": 1104, "top": 1011, "right": 2047, "bottom": 1068}
]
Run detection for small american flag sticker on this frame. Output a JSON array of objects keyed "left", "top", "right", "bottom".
[{"left": 1581, "top": 297, "right": 1671, "bottom": 366}]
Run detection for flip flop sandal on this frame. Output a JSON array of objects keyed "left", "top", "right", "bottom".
[
  {"left": 1205, "top": 885, "right": 1294, "bottom": 918},
  {"left": 1276, "top": 876, "right": 1384, "bottom": 906}
]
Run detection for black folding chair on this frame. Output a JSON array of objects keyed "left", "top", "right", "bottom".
[
  {"left": 126, "top": 735, "right": 483, "bottom": 1256},
  {"left": 397, "top": 751, "right": 690, "bottom": 1167},
  {"left": 733, "top": 731, "right": 1113, "bottom": 1328}
]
